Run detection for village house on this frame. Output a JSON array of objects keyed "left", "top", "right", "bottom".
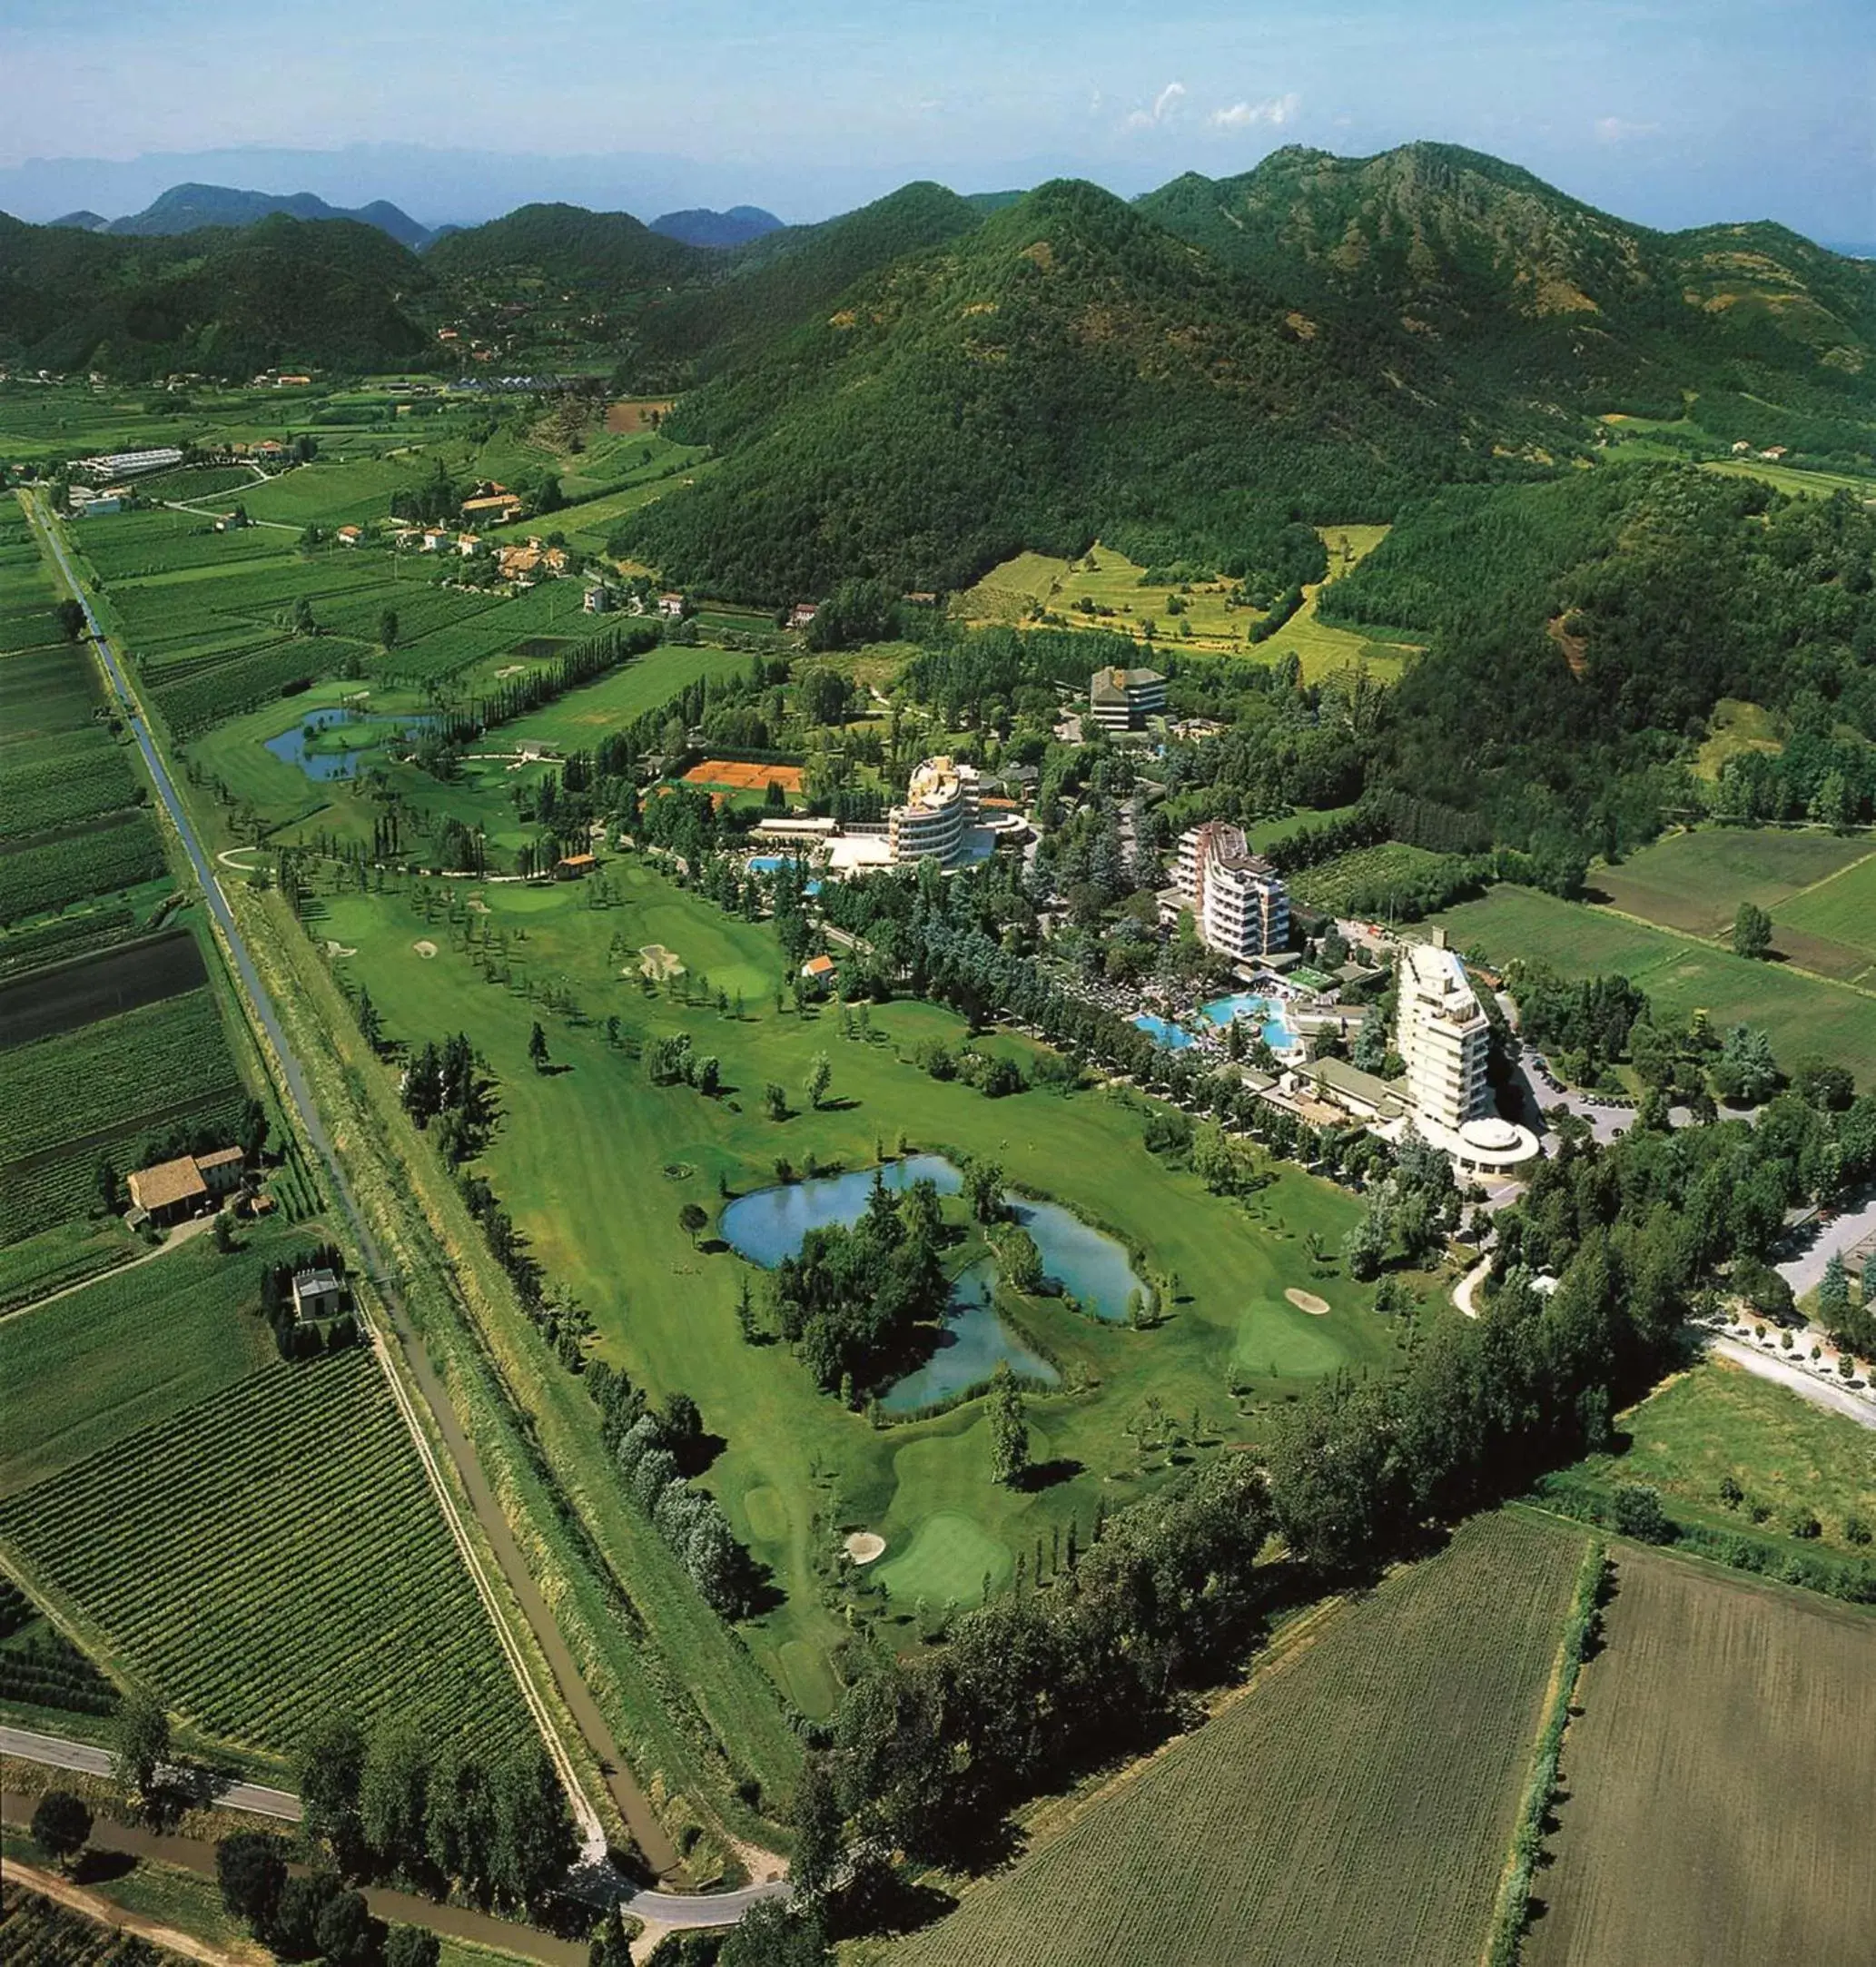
[
  {"left": 657, "top": 591, "right": 686, "bottom": 619},
  {"left": 461, "top": 479, "right": 523, "bottom": 524},
  {"left": 800, "top": 954, "right": 837, "bottom": 993},
  {"left": 788, "top": 601, "right": 820, "bottom": 631},
  {"left": 420, "top": 527, "right": 449, "bottom": 552},
  {"left": 336, "top": 524, "right": 363, "bottom": 547}
]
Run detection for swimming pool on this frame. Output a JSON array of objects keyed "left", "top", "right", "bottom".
[
  {"left": 1132, "top": 1013, "right": 1197, "bottom": 1050},
  {"left": 1198, "top": 992, "right": 1296, "bottom": 1052},
  {"left": 746, "top": 855, "right": 823, "bottom": 895}
]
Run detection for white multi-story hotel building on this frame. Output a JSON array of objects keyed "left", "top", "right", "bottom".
[
  {"left": 1175, "top": 822, "right": 1289, "bottom": 961},
  {"left": 1394, "top": 929, "right": 1491, "bottom": 1132},
  {"left": 888, "top": 756, "right": 978, "bottom": 865}
]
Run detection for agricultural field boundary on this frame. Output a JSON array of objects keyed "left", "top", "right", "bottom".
[
  {"left": 20, "top": 489, "right": 639, "bottom": 1865},
  {"left": 1590, "top": 895, "right": 1875, "bottom": 1003}
]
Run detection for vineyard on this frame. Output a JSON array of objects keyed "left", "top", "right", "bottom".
[
  {"left": 0, "top": 983, "right": 247, "bottom": 1248},
  {"left": 896, "top": 1512, "right": 1589, "bottom": 1967},
  {"left": 0, "top": 1575, "right": 119, "bottom": 1718},
  {"left": 0, "top": 1351, "right": 538, "bottom": 1763},
  {"left": 0, "top": 1883, "right": 194, "bottom": 1967},
  {"left": 1286, "top": 840, "right": 1476, "bottom": 917},
  {"left": 0, "top": 496, "right": 172, "bottom": 948}
]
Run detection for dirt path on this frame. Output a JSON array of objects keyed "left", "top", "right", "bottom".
[
  {"left": 4, "top": 1856, "right": 258, "bottom": 1967},
  {"left": 0, "top": 1217, "right": 213, "bottom": 1326}
]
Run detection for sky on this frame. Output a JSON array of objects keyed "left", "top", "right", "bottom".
[{"left": 1, "top": 0, "right": 1871, "bottom": 243}]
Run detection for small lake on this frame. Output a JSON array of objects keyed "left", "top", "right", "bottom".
[
  {"left": 720, "top": 1153, "right": 1145, "bottom": 1405},
  {"left": 880, "top": 1259, "right": 1058, "bottom": 1412},
  {"left": 264, "top": 706, "right": 439, "bottom": 781}
]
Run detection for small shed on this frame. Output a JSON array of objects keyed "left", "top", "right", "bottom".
[{"left": 292, "top": 1269, "right": 346, "bottom": 1325}]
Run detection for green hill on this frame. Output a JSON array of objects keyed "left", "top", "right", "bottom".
[
  {"left": 422, "top": 201, "right": 699, "bottom": 296},
  {"left": 621, "top": 176, "right": 1524, "bottom": 599},
  {"left": 0, "top": 212, "right": 433, "bottom": 377}
]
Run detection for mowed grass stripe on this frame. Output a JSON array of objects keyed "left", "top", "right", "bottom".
[
  {"left": 0, "top": 1350, "right": 534, "bottom": 1760},
  {"left": 895, "top": 1512, "right": 1588, "bottom": 1967}
]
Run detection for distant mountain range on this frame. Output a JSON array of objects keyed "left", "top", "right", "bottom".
[
  {"left": 4, "top": 143, "right": 1871, "bottom": 602},
  {"left": 650, "top": 205, "right": 784, "bottom": 249},
  {"left": 45, "top": 182, "right": 437, "bottom": 250}
]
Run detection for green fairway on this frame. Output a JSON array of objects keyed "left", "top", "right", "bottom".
[
  {"left": 491, "top": 642, "right": 751, "bottom": 750},
  {"left": 1433, "top": 885, "right": 1876, "bottom": 1084},
  {"left": 306, "top": 857, "right": 1402, "bottom": 1707},
  {"left": 0, "top": 1220, "right": 308, "bottom": 1493}
]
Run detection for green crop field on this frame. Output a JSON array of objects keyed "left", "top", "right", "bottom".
[
  {"left": 1770, "top": 851, "right": 1876, "bottom": 984},
  {"left": 1, "top": 1880, "right": 199, "bottom": 1967},
  {"left": 306, "top": 855, "right": 1407, "bottom": 1713},
  {"left": 894, "top": 1510, "right": 1589, "bottom": 1967},
  {"left": 1432, "top": 885, "right": 1876, "bottom": 1084},
  {"left": 0, "top": 981, "right": 248, "bottom": 1249},
  {"left": 1557, "top": 1359, "right": 1876, "bottom": 1556},
  {"left": 1592, "top": 827, "right": 1868, "bottom": 938},
  {"left": 1526, "top": 1548, "right": 1876, "bottom": 1967},
  {"left": 0, "top": 1349, "right": 537, "bottom": 1764},
  {"left": 0, "top": 1222, "right": 306, "bottom": 1491}
]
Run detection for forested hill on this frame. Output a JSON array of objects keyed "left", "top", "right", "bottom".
[
  {"left": 622, "top": 177, "right": 1545, "bottom": 599},
  {"left": 1138, "top": 143, "right": 1876, "bottom": 413},
  {"left": 0, "top": 212, "right": 433, "bottom": 377},
  {"left": 421, "top": 203, "right": 699, "bottom": 294}
]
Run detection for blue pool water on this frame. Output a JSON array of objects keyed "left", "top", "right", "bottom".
[
  {"left": 719, "top": 1153, "right": 1145, "bottom": 1403},
  {"left": 1199, "top": 992, "right": 1296, "bottom": 1052},
  {"left": 1132, "top": 1013, "right": 1197, "bottom": 1050},
  {"left": 745, "top": 855, "right": 822, "bottom": 895},
  {"left": 264, "top": 707, "right": 439, "bottom": 782}
]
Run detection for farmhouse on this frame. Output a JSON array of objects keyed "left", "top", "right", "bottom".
[
  {"left": 788, "top": 602, "right": 821, "bottom": 630},
  {"left": 657, "top": 591, "right": 686, "bottom": 619},
  {"left": 123, "top": 1145, "right": 246, "bottom": 1227},
  {"left": 336, "top": 525, "right": 363, "bottom": 547},
  {"left": 461, "top": 480, "right": 523, "bottom": 523}
]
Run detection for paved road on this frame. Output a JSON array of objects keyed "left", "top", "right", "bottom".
[
  {"left": 0, "top": 1727, "right": 783, "bottom": 1931},
  {"left": 0, "top": 1725, "right": 297, "bottom": 1819},
  {"left": 1777, "top": 1188, "right": 1876, "bottom": 1299},
  {"left": 25, "top": 497, "right": 732, "bottom": 1901}
]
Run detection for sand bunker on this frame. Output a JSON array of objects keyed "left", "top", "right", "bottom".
[
  {"left": 1286, "top": 1288, "right": 1331, "bottom": 1316},
  {"left": 844, "top": 1532, "right": 887, "bottom": 1566},
  {"left": 638, "top": 943, "right": 685, "bottom": 980},
  {"left": 413, "top": 939, "right": 438, "bottom": 959},
  {"left": 324, "top": 940, "right": 358, "bottom": 958}
]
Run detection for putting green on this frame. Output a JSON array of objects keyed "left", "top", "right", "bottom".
[
  {"left": 778, "top": 1637, "right": 839, "bottom": 1719},
  {"left": 743, "top": 1484, "right": 788, "bottom": 1542},
  {"left": 1234, "top": 1300, "right": 1352, "bottom": 1377},
  {"left": 874, "top": 1510, "right": 1012, "bottom": 1607}
]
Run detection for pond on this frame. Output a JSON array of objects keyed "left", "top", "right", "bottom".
[
  {"left": 720, "top": 1152, "right": 1146, "bottom": 1405},
  {"left": 264, "top": 706, "right": 439, "bottom": 782},
  {"left": 1198, "top": 992, "right": 1297, "bottom": 1053}
]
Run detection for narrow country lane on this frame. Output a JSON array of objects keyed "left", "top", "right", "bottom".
[{"left": 19, "top": 494, "right": 780, "bottom": 1921}]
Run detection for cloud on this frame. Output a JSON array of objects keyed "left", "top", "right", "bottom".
[
  {"left": 1124, "top": 80, "right": 1186, "bottom": 131},
  {"left": 1594, "top": 115, "right": 1660, "bottom": 144},
  {"left": 1209, "top": 92, "right": 1300, "bottom": 132}
]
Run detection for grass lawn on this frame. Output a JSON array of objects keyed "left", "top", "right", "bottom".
[
  {"left": 307, "top": 859, "right": 1407, "bottom": 1710},
  {"left": 1432, "top": 885, "right": 1876, "bottom": 1084},
  {"left": 894, "top": 1511, "right": 1589, "bottom": 1967},
  {"left": 1576, "top": 1359, "right": 1875, "bottom": 1553},
  {"left": 1701, "top": 456, "right": 1876, "bottom": 499},
  {"left": 958, "top": 530, "right": 1417, "bottom": 681},
  {"left": 0, "top": 1219, "right": 308, "bottom": 1493},
  {"left": 489, "top": 643, "right": 750, "bottom": 751},
  {"left": 1693, "top": 697, "right": 1782, "bottom": 781}
]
